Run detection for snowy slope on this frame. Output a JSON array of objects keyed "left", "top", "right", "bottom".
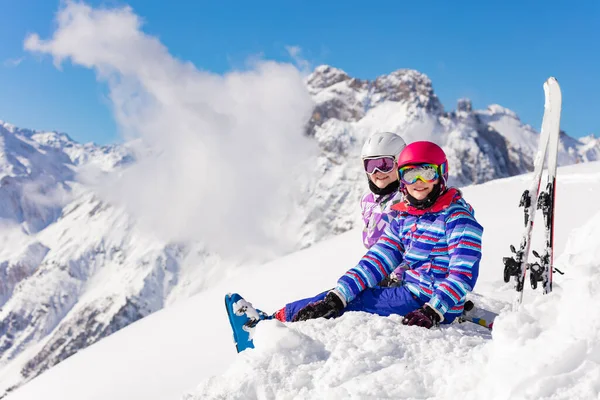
[{"left": 6, "top": 161, "right": 600, "bottom": 400}]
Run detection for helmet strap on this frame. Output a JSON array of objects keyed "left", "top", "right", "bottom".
[{"left": 404, "top": 182, "right": 443, "bottom": 210}]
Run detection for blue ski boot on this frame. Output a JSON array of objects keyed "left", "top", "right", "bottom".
[{"left": 224, "top": 293, "right": 272, "bottom": 353}]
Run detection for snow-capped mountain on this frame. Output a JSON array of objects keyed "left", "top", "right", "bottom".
[
  {"left": 0, "top": 121, "right": 133, "bottom": 312},
  {"left": 1, "top": 66, "right": 599, "bottom": 397},
  {"left": 0, "top": 121, "right": 233, "bottom": 397},
  {"left": 0, "top": 122, "right": 155, "bottom": 394}
]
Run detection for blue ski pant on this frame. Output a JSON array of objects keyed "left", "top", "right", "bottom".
[{"left": 283, "top": 284, "right": 449, "bottom": 322}]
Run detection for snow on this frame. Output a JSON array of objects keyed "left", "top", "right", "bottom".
[
  {"left": 7, "top": 160, "right": 600, "bottom": 400},
  {"left": 477, "top": 104, "right": 540, "bottom": 153}
]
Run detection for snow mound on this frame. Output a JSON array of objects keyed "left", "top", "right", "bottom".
[
  {"left": 186, "top": 314, "right": 491, "bottom": 400},
  {"left": 480, "top": 211, "right": 600, "bottom": 400},
  {"left": 187, "top": 321, "right": 329, "bottom": 400}
]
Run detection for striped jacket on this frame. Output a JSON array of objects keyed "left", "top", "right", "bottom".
[{"left": 333, "top": 188, "right": 483, "bottom": 321}]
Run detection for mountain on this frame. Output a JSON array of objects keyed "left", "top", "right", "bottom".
[
  {"left": 0, "top": 121, "right": 231, "bottom": 396},
  {"left": 6, "top": 160, "right": 600, "bottom": 400},
  {"left": 1, "top": 66, "right": 599, "bottom": 397}
]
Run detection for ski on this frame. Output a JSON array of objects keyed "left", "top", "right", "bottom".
[
  {"left": 503, "top": 77, "right": 562, "bottom": 306},
  {"left": 459, "top": 314, "right": 495, "bottom": 330},
  {"left": 536, "top": 82, "right": 561, "bottom": 295},
  {"left": 458, "top": 300, "right": 496, "bottom": 330}
]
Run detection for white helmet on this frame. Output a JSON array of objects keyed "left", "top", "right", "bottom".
[{"left": 361, "top": 132, "right": 407, "bottom": 160}]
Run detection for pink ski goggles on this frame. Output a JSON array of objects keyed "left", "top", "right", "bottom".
[
  {"left": 399, "top": 164, "right": 440, "bottom": 184},
  {"left": 363, "top": 156, "right": 396, "bottom": 174}
]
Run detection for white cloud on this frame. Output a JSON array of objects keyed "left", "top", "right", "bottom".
[
  {"left": 21, "top": 181, "right": 72, "bottom": 208},
  {"left": 285, "top": 45, "right": 311, "bottom": 74},
  {"left": 3, "top": 57, "right": 24, "bottom": 67},
  {"left": 24, "top": 1, "right": 317, "bottom": 258}
]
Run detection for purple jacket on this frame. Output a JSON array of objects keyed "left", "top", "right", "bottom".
[{"left": 361, "top": 190, "right": 403, "bottom": 248}]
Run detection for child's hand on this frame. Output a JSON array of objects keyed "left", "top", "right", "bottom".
[
  {"left": 292, "top": 292, "right": 344, "bottom": 322},
  {"left": 402, "top": 304, "right": 442, "bottom": 329}
]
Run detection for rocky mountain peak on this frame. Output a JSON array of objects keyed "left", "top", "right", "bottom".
[
  {"left": 307, "top": 65, "right": 353, "bottom": 90},
  {"left": 457, "top": 98, "right": 473, "bottom": 112},
  {"left": 485, "top": 104, "right": 520, "bottom": 120},
  {"left": 371, "top": 69, "right": 443, "bottom": 114},
  {"left": 305, "top": 66, "right": 444, "bottom": 135}
]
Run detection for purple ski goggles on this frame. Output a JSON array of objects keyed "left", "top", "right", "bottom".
[{"left": 363, "top": 156, "right": 396, "bottom": 175}]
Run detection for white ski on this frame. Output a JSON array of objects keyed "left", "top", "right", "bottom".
[{"left": 503, "top": 77, "right": 562, "bottom": 308}]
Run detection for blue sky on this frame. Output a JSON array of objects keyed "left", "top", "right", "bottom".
[{"left": 0, "top": 0, "right": 598, "bottom": 145}]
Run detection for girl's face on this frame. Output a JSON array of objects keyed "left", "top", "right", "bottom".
[
  {"left": 405, "top": 178, "right": 439, "bottom": 200},
  {"left": 368, "top": 167, "right": 398, "bottom": 188}
]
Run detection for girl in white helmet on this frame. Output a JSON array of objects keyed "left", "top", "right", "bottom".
[{"left": 360, "top": 131, "right": 407, "bottom": 248}]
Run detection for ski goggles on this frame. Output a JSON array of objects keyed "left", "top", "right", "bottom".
[
  {"left": 363, "top": 156, "right": 396, "bottom": 175},
  {"left": 399, "top": 164, "right": 440, "bottom": 184}
]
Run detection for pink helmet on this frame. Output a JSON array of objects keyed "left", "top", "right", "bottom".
[{"left": 397, "top": 141, "right": 449, "bottom": 185}]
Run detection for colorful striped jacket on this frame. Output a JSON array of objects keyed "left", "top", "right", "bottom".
[
  {"left": 333, "top": 188, "right": 483, "bottom": 321},
  {"left": 361, "top": 190, "right": 403, "bottom": 249}
]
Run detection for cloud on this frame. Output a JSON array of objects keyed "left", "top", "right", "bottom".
[
  {"left": 25, "top": 1, "right": 317, "bottom": 259},
  {"left": 21, "top": 181, "right": 72, "bottom": 209},
  {"left": 3, "top": 57, "right": 24, "bottom": 67},
  {"left": 285, "top": 45, "right": 311, "bottom": 74}
]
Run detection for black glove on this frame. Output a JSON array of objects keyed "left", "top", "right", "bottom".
[
  {"left": 402, "top": 305, "right": 442, "bottom": 329},
  {"left": 378, "top": 272, "right": 400, "bottom": 287},
  {"left": 292, "top": 292, "right": 345, "bottom": 322}
]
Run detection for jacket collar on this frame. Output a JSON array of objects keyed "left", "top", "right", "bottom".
[{"left": 391, "top": 188, "right": 461, "bottom": 216}]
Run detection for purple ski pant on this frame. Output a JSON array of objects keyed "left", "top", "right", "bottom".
[{"left": 283, "top": 285, "right": 430, "bottom": 322}]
